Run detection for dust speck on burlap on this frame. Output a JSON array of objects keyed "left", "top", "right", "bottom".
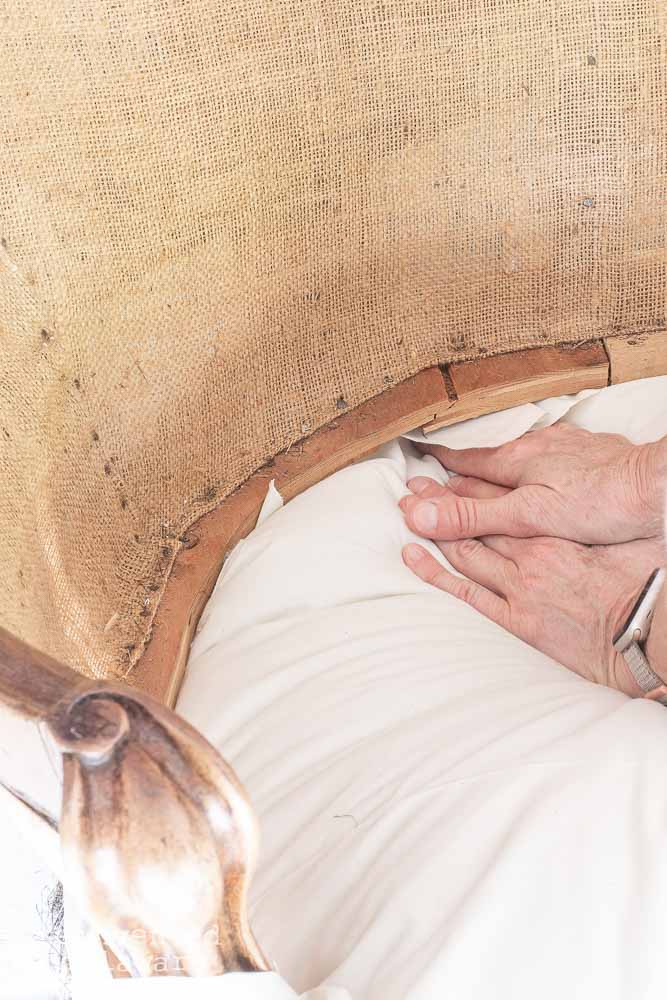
[{"left": 0, "top": 1, "right": 664, "bottom": 680}]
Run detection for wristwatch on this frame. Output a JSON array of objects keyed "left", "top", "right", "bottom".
[{"left": 613, "top": 567, "right": 667, "bottom": 704}]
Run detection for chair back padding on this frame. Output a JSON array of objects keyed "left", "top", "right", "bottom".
[{"left": 1, "top": 1, "right": 664, "bottom": 676}]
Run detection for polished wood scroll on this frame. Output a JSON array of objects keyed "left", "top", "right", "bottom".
[{"left": 0, "top": 626, "right": 268, "bottom": 978}]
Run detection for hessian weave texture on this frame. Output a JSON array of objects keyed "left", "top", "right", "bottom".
[{"left": 0, "top": 1, "right": 665, "bottom": 678}]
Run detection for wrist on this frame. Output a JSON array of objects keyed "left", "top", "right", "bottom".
[{"left": 632, "top": 437, "right": 667, "bottom": 537}]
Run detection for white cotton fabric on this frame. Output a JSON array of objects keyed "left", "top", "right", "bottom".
[
  {"left": 83, "top": 972, "right": 332, "bottom": 1000},
  {"left": 0, "top": 748, "right": 66, "bottom": 1000},
  {"left": 177, "top": 377, "right": 667, "bottom": 1000},
  {"left": 0, "top": 789, "right": 62, "bottom": 1000},
  {"left": 3, "top": 379, "right": 667, "bottom": 1000}
]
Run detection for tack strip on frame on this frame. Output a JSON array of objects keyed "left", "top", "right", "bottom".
[{"left": 130, "top": 330, "right": 667, "bottom": 708}]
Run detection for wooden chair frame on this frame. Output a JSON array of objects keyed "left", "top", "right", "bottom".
[
  {"left": 131, "top": 330, "right": 667, "bottom": 707},
  {"left": 0, "top": 329, "right": 665, "bottom": 980}
]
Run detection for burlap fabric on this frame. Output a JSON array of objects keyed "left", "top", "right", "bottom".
[{"left": 0, "top": 2, "right": 665, "bottom": 679}]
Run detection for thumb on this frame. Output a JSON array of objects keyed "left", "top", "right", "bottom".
[{"left": 399, "top": 488, "right": 535, "bottom": 541}]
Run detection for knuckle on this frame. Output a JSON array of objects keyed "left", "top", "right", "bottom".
[
  {"left": 450, "top": 497, "right": 477, "bottom": 537},
  {"left": 445, "top": 475, "right": 465, "bottom": 493},
  {"left": 426, "top": 559, "right": 448, "bottom": 583},
  {"left": 455, "top": 538, "right": 481, "bottom": 559},
  {"left": 422, "top": 562, "right": 449, "bottom": 590},
  {"left": 507, "top": 435, "right": 535, "bottom": 459},
  {"left": 456, "top": 578, "right": 479, "bottom": 605},
  {"left": 433, "top": 569, "right": 455, "bottom": 593}
]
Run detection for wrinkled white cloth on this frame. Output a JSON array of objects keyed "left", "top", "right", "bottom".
[
  {"left": 3, "top": 378, "right": 667, "bottom": 1000},
  {"left": 0, "top": 782, "right": 352, "bottom": 1000},
  {"left": 402, "top": 388, "right": 598, "bottom": 449},
  {"left": 84, "top": 972, "right": 349, "bottom": 1000},
  {"left": 91, "top": 975, "right": 298, "bottom": 999},
  {"left": 178, "top": 377, "right": 667, "bottom": 1000},
  {"left": 0, "top": 784, "right": 63, "bottom": 1000}
]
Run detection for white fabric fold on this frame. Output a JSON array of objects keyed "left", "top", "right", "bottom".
[
  {"left": 403, "top": 387, "right": 598, "bottom": 449},
  {"left": 89, "top": 972, "right": 320, "bottom": 999},
  {"left": 179, "top": 376, "right": 667, "bottom": 1000},
  {"left": 4, "top": 377, "right": 667, "bottom": 999}
]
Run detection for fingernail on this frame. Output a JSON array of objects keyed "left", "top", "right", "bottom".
[
  {"left": 403, "top": 543, "right": 425, "bottom": 563},
  {"left": 447, "top": 475, "right": 462, "bottom": 487},
  {"left": 413, "top": 501, "right": 438, "bottom": 532},
  {"left": 407, "top": 477, "right": 432, "bottom": 496},
  {"left": 399, "top": 495, "right": 411, "bottom": 513}
]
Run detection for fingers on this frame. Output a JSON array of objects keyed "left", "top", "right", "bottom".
[
  {"left": 403, "top": 477, "right": 527, "bottom": 557},
  {"left": 402, "top": 544, "right": 509, "bottom": 627},
  {"left": 477, "top": 533, "right": 524, "bottom": 561},
  {"left": 437, "top": 538, "right": 514, "bottom": 597},
  {"left": 406, "top": 476, "right": 449, "bottom": 500},
  {"left": 407, "top": 475, "right": 510, "bottom": 500},
  {"left": 446, "top": 476, "right": 511, "bottom": 500},
  {"left": 399, "top": 489, "right": 531, "bottom": 541},
  {"left": 416, "top": 441, "right": 523, "bottom": 488}
]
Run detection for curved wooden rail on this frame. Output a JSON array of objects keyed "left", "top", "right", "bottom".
[
  {"left": 131, "top": 330, "right": 667, "bottom": 707},
  {"left": 0, "top": 330, "right": 663, "bottom": 983}
]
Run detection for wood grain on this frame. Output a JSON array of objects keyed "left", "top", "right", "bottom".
[
  {"left": 0, "top": 333, "right": 664, "bottom": 981},
  {"left": 131, "top": 334, "right": 667, "bottom": 708},
  {"left": 423, "top": 342, "right": 609, "bottom": 433},
  {"left": 604, "top": 330, "right": 667, "bottom": 384},
  {"left": 129, "top": 366, "right": 452, "bottom": 705},
  {"left": 0, "top": 626, "right": 88, "bottom": 720}
]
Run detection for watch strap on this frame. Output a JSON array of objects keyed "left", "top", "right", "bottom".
[{"left": 622, "top": 641, "right": 667, "bottom": 706}]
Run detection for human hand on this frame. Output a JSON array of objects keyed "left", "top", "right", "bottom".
[
  {"left": 400, "top": 477, "right": 666, "bottom": 695},
  {"left": 401, "top": 424, "right": 667, "bottom": 545}
]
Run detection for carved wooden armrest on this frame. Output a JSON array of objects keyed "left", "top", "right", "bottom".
[{"left": 0, "top": 626, "right": 269, "bottom": 978}]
